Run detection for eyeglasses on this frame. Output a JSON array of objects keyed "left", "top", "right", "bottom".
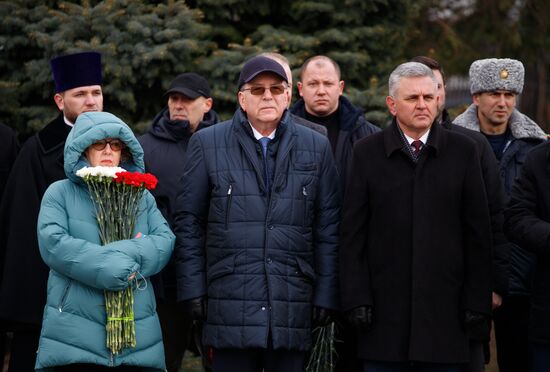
[
  {"left": 241, "top": 84, "right": 286, "bottom": 96},
  {"left": 90, "top": 139, "right": 126, "bottom": 152}
]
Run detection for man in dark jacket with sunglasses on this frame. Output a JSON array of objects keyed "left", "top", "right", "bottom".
[{"left": 174, "top": 56, "right": 340, "bottom": 372}]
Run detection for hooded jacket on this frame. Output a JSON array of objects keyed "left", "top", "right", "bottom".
[
  {"left": 454, "top": 104, "right": 546, "bottom": 295},
  {"left": 0, "top": 115, "right": 70, "bottom": 326},
  {"left": 35, "top": 112, "right": 174, "bottom": 371}
]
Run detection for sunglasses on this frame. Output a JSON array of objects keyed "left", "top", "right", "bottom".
[
  {"left": 90, "top": 139, "right": 126, "bottom": 152},
  {"left": 241, "top": 84, "right": 286, "bottom": 96}
]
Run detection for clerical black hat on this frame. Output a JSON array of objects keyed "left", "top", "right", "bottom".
[{"left": 50, "top": 51, "right": 102, "bottom": 93}]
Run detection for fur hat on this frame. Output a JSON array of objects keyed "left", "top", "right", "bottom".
[{"left": 469, "top": 58, "right": 524, "bottom": 95}]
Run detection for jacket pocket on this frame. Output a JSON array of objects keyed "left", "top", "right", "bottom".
[
  {"left": 207, "top": 254, "right": 236, "bottom": 285},
  {"left": 58, "top": 280, "right": 73, "bottom": 312},
  {"left": 295, "top": 162, "right": 317, "bottom": 172},
  {"left": 295, "top": 256, "right": 316, "bottom": 284}
]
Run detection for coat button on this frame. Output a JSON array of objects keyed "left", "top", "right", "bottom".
[
  {"left": 266, "top": 257, "right": 272, "bottom": 263},
  {"left": 268, "top": 225, "right": 274, "bottom": 230},
  {"left": 261, "top": 306, "right": 266, "bottom": 311}
]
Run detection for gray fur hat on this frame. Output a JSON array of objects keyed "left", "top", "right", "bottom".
[{"left": 469, "top": 58, "right": 524, "bottom": 95}]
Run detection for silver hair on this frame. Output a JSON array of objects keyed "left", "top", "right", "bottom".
[
  {"left": 259, "top": 52, "right": 290, "bottom": 66},
  {"left": 388, "top": 62, "right": 437, "bottom": 97}
]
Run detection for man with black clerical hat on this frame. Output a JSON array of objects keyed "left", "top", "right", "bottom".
[{"left": 0, "top": 51, "right": 103, "bottom": 371}]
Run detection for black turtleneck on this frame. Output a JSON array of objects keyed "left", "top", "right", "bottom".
[
  {"left": 482, "top": 129, "right": 511, "bottom": 161},
  {"left": 305, "top": 110, "right": 340, "bottom": 151}
]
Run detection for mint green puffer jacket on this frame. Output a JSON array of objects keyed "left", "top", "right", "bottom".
[{"left": 35, "top": 112, "right": 174, "bottom": 371}]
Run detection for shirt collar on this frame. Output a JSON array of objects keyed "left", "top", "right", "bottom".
[
  {"left": 249, "top": 122, "right": 276, "bottom": 140},
  {"left": 63, "top": 115, "right": 75, "bottom": 127},
  {"left": 403, "top": 129, "right": 430, "bottom": 145}
]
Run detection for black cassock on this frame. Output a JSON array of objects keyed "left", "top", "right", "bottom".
[{"left": 0, "top": 115, "right": 70, "bottom": 326}]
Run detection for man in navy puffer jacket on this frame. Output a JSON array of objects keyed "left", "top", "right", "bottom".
[{"left": 174, "top": 56, "right": 341, "bottom": 372}]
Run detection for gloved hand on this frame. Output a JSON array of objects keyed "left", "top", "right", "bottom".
[
  {"left": 181, "top": 296, "right": 207, "bottom": 321},
  {"left": 345, "top": 305, "right": 373, "bottom": 332},
  {"left": 463, "top": 309, "right": 489, "bottom": 341},
  {"left": 312, "top": 306, "right": 332, "bottom": 327}
]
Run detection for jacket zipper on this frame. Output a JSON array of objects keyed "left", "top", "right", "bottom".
[
  {"left": 58, "top": 280, "right": 72, "bottom": 312},
  {"left": 225, "top": 184, "right": 233, "bottom": 230},
  {"left": 264, "top": 189, "right": 275, "bottom": 346},
  {"left": 302, "top": 186, "right": 308, "bottom": 227}
]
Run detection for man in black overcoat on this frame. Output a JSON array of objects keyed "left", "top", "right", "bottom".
[
  {"left": 505, "top": 140, "right": 550, "bottom": 372},
  {"left": 0, "top": 52, "right": 103, "bottom": 371},
  {"left": 340, "top": 62, "right": 493, "bottom": 372},
  {"left": 0, "top": 123, "right": 18, "bottom": 371}
]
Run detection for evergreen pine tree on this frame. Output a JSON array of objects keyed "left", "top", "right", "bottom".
[{"left": 0, "top": 0, "right": 211, "bottom": 136}]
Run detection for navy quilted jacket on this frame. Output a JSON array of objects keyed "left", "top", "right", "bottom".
[{"left": 174, "top": 109, "right": 340, "bottom": 350}]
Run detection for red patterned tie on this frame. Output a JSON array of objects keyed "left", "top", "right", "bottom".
[{"left": 411, "top": 140, "right": 423, "bottom": 156}]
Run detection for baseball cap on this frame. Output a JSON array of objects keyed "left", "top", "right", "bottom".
[
  {"left": 165, "top": 73, "right": 211, "bottom": 99},
  {"left": 238, "top": 56, "right": 288, "bottom": 89}
]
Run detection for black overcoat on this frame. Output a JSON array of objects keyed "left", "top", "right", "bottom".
[
  {"left": 0, "top": 115, "right": 70, "bottom": 325},
  {"left": 0, "top": 123, "right": 18, "bottom": 199},
  {"left": 505, "top": 141, "right": 550, "bottom": 344},
  {"left": 441, "top": 111, "right": 508, "bottom": 297},
  {"left": 340, "top": 120, "right": 492, "bottom": 363}
]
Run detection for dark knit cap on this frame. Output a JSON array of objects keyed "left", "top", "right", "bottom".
[{"left": 50, "top": 51, "right": 102, "bottom": 93}]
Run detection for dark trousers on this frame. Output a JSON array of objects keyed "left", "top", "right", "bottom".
[
  {"left": 363, "top": 361, "right": 460, "bottom": 372},
  {"left": 493, "top": 295, "right": 531, "bottom": 372},
  {"left": 459, "top": 341, "right": 484, "bottom": 372},
  {"left": 157, "top": 301, "right": 193, "bottom": 372},
  {"left": 0, "top": 329, "right": 5, "bottom": 371},
  {"left": 334, "top": 317, "right": 362, "bottom": 372},
  {"left": 7, "top": 326, "right": 40, "bottom": 372},
  {"left": 212, "top": 347, "right": 306, "bottom": 372},
  {"left": 531, "top": 343, "right": 550, "bottom": 372}
]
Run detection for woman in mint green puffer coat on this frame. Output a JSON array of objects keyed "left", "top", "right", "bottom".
[{"left": 35, "top": 112, "right": 174, "bottom": 371}]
